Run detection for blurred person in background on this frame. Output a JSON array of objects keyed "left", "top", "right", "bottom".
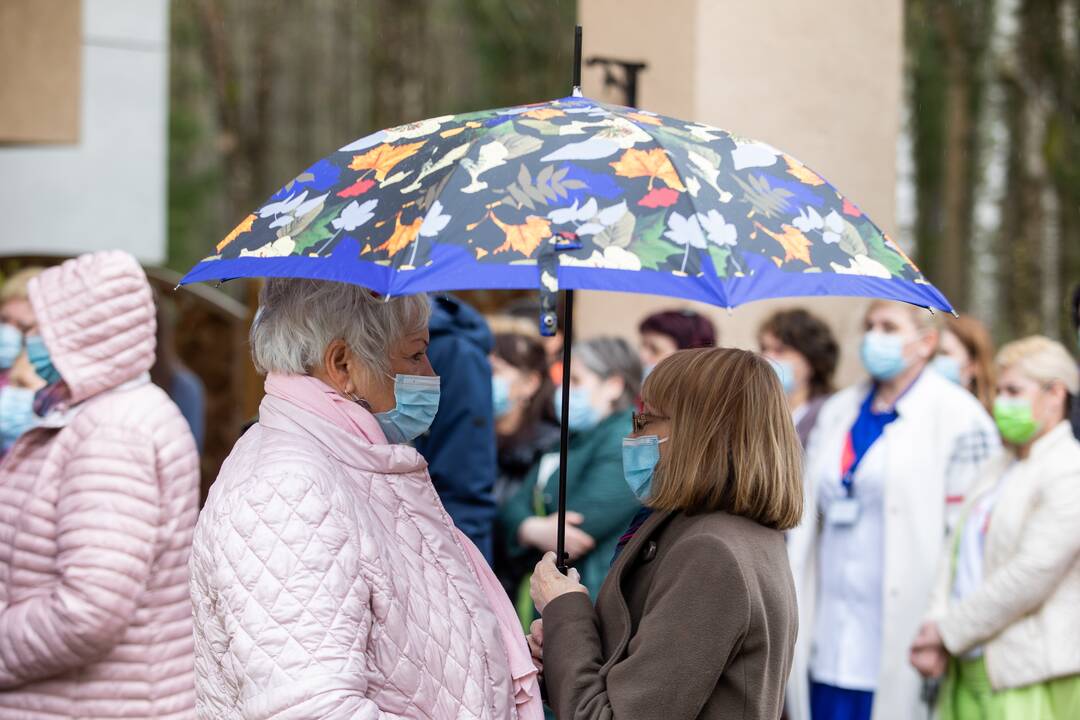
[
  {"left": 150, "top": 290, "right": 206, "bottom": 452},
  {"left": 528, "top": 347, "right": 801, "bottom": 720},
  {"left": 490, "top": 331, "right": 561, "bottom": 595},
  {"left": 759, "top": 308, "right": 839, "bottom": 447},
  {"left": 500, "top": 337, "right": 641, "bottom": 623},
  {"left": 638, "top": 308, "right": 717, "bottom": 378},
  {"left": 0, "top": 267, "right": 45, "bottom": 387},
  {"left": 191, "top": 279, "right": 540, "bottom": 719},
  {"left": 911, "top": 336, "right": 1080, "bottom": 720},
  {"left": 0, "top": 352, "right": 45, "bottom": 455},
  {"left": 415, "top": 294, "right": 498, "bottom": 562},
  {"left": 1069, "top": 284, "right": 1079, "bottom": 438},
  {"left": 491, "top": 331, "right": 561, "bottom": 504},
  {"left": 933, "top": 315, "right": 996, "bottom": 413},
  {"left": 0, "top": 267, "right": 46, "bottom": 457},
  {"left": 787, "top": 300, "right": 999, "bottom": 720},
  {"left": 0, "top": 251, "right": 199, "bottom": 720}
]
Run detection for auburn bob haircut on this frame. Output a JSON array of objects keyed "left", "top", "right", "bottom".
[{"left": 643, "top": 347, "right": 804, "bottom": 530}]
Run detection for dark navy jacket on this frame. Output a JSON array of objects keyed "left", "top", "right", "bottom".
[{"left": 415, "top": 296, "right": 498, "bottom": 562}]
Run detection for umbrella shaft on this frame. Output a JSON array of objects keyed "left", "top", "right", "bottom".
[{"left": 556, "top": 289, "right": 574, "bottom": 575}]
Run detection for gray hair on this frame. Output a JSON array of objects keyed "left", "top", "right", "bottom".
[
  {"left": 576, "top": 336, "right": 642, "bottom": 412},
  {"left": 250, "top": 278, "right": 431, "bottom": 376}
]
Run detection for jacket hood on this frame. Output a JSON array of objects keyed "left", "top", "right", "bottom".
[
  {"left": 429, "top": 295, "right": 492, "bottom": 353},
  {"left": 28, "top": 251, "right": 156, "bottom": 404}
]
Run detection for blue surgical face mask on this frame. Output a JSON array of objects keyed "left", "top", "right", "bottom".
[
  {"left": 25, "top": 335, "right": 61, "bottom": 385},
  {"left": 860, "top": 331, "right": 908, "bottom": 381},
  {"left": 642, "top": 364, "right": 656, "bottom": 381},
  {"left": 374, "top": 374, "right": 441, "bottom": 444},
  {"left": 553, "top": 385, "right": 600, "bottom": 432},
  {"left": 767, "top": 357, "right": 797, "bottom": 395},
  {"left": 492, "top": 375, "right": 512, "bottom": 419},
  {"left": 931, "top": 355, "right": 963, "bottom": 386},
  {"left": 0, "top": 324, "right": 22, "bottom": 370},
  {"left": 0, "top": 385, "right": 38, "bottom": 450},
  {"left": 622, "top": 435, "right": 668, "bottom": 501}
]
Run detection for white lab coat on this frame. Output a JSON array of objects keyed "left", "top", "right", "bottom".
[{"left": 786, "top": 370, "right": 999, "bottom": 720}]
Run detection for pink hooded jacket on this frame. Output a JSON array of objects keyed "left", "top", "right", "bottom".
[
  {"left": 0, "top": 251, "right": 199, "bottom": 719},
  {"left": 190, "top": 378, "right": 519, "bottom": 719}
]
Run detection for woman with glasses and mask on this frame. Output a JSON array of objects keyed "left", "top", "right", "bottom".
[
  {"left": 527, "top": 347, "right": 801, "bottom": 719},
  {"left": 500, "top": 337, "right": 642, "bottom": 615},
  {"left": 190, "top": 279, "right": 541, "bottom": 720},
  {"left": 911, "top": 336, "right": 1080, "bottom": 720},
  {"left": 787, "top": 301, "right": 999, "bottom": 720}
]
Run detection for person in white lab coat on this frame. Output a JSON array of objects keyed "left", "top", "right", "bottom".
[{"left": 786, "top": 300, "right": 1000, "bottom": 720}]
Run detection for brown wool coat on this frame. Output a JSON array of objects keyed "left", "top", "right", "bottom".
[{"left": 542, "top": 509, "right": 797, "bottom": 720}]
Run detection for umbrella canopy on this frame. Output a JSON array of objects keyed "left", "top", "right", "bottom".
[{"left": 180, "top": 93, "right": 950, "bottom": 314}]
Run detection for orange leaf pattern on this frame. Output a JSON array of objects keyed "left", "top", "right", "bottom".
[
  {"left": 610, "top": 148, "right": 686, "bottom": 192},
  {"left": 217, "top": 213, "right": 256, "bottom": 252},
  {"left": 783, "top": 155, "right": 825, "bottom": 186},
  {"left": 491, "top": 214, "right": 552, "bottom": 257},
  {"left": 348, "top": 141, "right": 426, "bottom": 181},
  {"left": 376, "top": 214, "right": 423, "bottom": 258},
  {"left": 756, "top": 222, "right": 813, "bottom": 265}
]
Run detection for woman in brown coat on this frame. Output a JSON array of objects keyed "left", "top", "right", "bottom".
[{"left": 529, "top": 347, "right": 802, "bottom": 719}]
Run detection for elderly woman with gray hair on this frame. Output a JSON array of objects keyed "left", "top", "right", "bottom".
[
  {"left": 500, "top": 336, "right": 642, "bottom": 617},
  {"left": 189, "top": 279, "right": 541, "bottom": 720}
]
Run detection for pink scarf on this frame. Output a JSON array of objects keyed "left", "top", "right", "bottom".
[
  {"left": 264, "top": 372, "right": 387, "bottom": 444},
  {"left": 454, "top": 530, "right": 544, "bottom": 720},
  {"left": 263, "top": 373, "right": 543, "bottom": 719}
]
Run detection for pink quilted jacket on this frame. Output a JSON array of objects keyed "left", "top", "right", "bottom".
[
  {"left": 190, "top": 393, "right": 518, "bottom": 719},
  {"left": 0, "top": 251, "right": 200, "bottom": 719}
]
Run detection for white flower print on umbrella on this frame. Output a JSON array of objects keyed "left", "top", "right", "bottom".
[
  {"left": 403, "top": 200, "right": 453, "bottom": 268},
  {"left": 792, "top": 206, "right": 845, "bottom": 244},
  {"left": 664, "top": 212, "right": 707, "bottom": 274},
  {"left": 309, "top": 199, "right": 379, "bottom": 257},
  {"left": 548, "top": 198, "right": 627, "bottom": 236}
]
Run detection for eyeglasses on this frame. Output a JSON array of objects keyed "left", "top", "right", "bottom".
[{"left": 631, "top": 411, "right": 668, "bottom": 434}]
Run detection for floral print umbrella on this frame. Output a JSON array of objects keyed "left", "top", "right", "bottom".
[{"left": 181, "top": 92, "right": 951, "bottom": 313}]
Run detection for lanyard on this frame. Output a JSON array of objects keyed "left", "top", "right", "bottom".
[{"left": 840, "top": 387, "right": 900, "bottom": 498}]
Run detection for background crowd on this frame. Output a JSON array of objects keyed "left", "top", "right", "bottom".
[{"left": 0, "top": 254, "right": 1078, "bottom": 720}]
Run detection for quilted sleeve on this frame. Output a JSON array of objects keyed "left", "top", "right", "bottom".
[
  {"left": 940, "top": 466, "right": 1080, "bottom": 655},
  {"left": 209, "top": 470, "right": 407, "bottom": 720},
  {"left": 0, "top": 425, "right": 160, "bottom": 688}
]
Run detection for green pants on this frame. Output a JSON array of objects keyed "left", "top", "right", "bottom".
[{"left": 939, "top": 657, "right": 1080, "bottom": 720}]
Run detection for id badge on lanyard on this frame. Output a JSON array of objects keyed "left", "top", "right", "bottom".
[{"left": 827, "top": 467, "right": 860, "bottom": 527}]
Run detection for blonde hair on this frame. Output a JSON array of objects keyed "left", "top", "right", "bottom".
[
  {"left": 996, "top": 335, "right": 1079, "bottom": 395},
  {"left": 0, "top": 267, "right": 45, "bottom": 303},
  {"left": 643, "top": 348, "right": 804, "bottom": 530}
]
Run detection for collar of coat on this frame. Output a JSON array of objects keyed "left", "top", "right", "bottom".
[
  {"left": 258, "top": 393, "right": 430, "bottom": 477},
  {"left": 593, "top": 507, "right": 678, "bottom": 673}
]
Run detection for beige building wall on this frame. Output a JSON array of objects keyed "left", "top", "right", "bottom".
[{"left": 577, "top": 0, "right": 904, "bottom": 385}]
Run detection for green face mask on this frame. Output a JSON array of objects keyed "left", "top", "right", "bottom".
[{"left": 993, "top": 397, "right": 1040, "bottom": 445}]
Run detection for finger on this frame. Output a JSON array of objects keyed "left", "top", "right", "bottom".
[
  {"left": 568, "top": 567, "right": 582, "bottom": 584},
  {"left": 530, "top": 619, "right": 543, "bottom": 638},
  {"left": 564, "top": 511, "right": 585, "bottom": 525}
]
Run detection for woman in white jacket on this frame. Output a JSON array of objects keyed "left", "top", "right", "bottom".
[
  {"left": 910, "top": 336, "right": 1080, "bottom": 719},
  {"left": 786, "top": 301, "right": 999, "bottom": 720}
]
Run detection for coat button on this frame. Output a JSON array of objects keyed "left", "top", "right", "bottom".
[{"left": 642, "top": 541, "right": 658, "bottom": 562}]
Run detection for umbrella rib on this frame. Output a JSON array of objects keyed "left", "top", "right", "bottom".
[
  {"left": 614, "top": 108, "right": 731, "bottom": 308},
  {"left": 388, "top": 120, "right": 500, "bottom": 297}
]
